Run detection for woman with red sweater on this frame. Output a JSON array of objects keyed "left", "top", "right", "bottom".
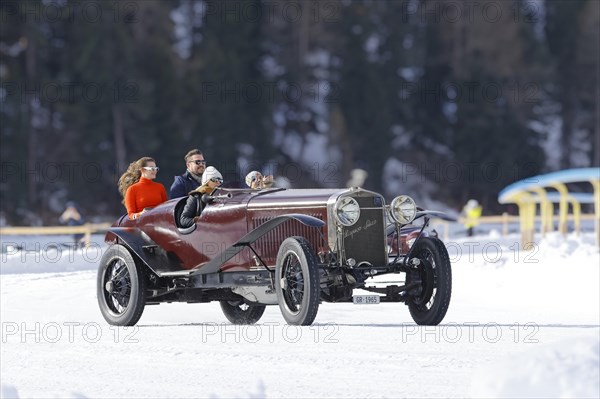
[{"left": 118, "top": 157, "right": 167, "bottom": 219}]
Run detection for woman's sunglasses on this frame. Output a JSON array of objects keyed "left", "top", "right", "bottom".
[
  {"left": 143, "top": 166, "right": 160, "bottom": 172},
  {"left": 210, "top": 177, "right": 223, "bottom": 183}
]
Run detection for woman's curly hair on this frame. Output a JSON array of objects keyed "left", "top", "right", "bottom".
[{"left": 117, "top": 157, "right": 155, "bottom": 204}]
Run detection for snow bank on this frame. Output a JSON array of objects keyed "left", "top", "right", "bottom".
[
  {"left": 0, "top": 385, "right": 19, "bottom": 399},
  {"left": 450, "top": 232, "right": 599, "bottom": 325},
  {"left": 460, "top": 232, "right": 600, "bottom": 398},
  {"left": 1, "top": 384, "right": 88, "bottom": 399},
  {"left": 469, "top": 334, "right": 600, "bottom": 398},
  {"left": 0, "top": 381, "right": 268, "bottom": 399}
]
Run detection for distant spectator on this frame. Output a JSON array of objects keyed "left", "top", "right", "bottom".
[
  {"left": 59, "top": 201, "right": 85, "bottom": 245},
  {"left": 245, "top": 171, "right": 274, "bottom": 189},
  {"left": 346, "top": 168, "right": 368, "bottom": 188},
  {"left": 462, "top": 199, "right": 482, "bottom": 237},
  {"left": 170, "top": 149, "right": 206, "bottom": 199},
  {"left": 118, "top": 157, "right": 168, "bottom": 219}
]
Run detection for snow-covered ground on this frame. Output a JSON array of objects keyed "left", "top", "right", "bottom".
[{"left": 1, "top": 232, "right": 598, "bottom": 398}]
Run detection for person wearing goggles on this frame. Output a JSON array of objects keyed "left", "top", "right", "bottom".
[
  {"left": 245, "top": 170, "right": 274, "bottom": 189},
  {"left": 179, "top": 166, "right": 223, "bottom": 228}
]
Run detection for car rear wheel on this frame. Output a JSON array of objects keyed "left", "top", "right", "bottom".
[
  {"left": 220, "top": 300, "right": 266, "bottom": 324},
  {"left": 275, "top": 237, "right": 320, "bottom": 326},
  {"left": 407, "top": 237, "right": 452, "bottom": 325},
  {"left": 97, "top": 244, "right": 146, "bottom": 326}
]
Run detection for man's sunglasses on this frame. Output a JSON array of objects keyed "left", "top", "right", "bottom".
[
  {"left": 210, "top": 177, "right": 223, "bottom": 183},
  {"left": 142, "top": 166, "right": 159, "bottom": 171},
  {"left": 190, "top": 160, "right": 206, "bottom": 165}
]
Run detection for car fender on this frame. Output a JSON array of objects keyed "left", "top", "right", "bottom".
[{"left": 105, "top": 227, "right": 184, "bottom": 275}]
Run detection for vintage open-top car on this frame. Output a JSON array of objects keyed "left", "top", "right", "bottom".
[{"left": 97, "top": 186, "right": 454, "bottom": 326}]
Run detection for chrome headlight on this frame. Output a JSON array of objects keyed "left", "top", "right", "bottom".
[
  {"left": 334, "top": 196, "right": 361, "bottom": 226},
  {"left": 390, "top": 195, "right": 417, "bottom": 224}
]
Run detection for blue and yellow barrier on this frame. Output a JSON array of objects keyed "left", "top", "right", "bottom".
[{"left": 498, "top": 168, "right": 600, "bottom": 249}]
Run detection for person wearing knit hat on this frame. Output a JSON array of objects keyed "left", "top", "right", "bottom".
[
  {"left": 201, "top": 166, "right": 223, "bottom": 186},
  {"left": 179, "top": 166, "right": 223, "bottom": 229},
  {"left": 245, "top": 170, "right": 274, "bottom": 189},
  {"left": 245, "top": 171, "right": 261, "bottom": 188}
]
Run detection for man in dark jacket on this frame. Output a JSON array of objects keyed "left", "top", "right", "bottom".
[{"left": 170, "top": 149, "right": 206, "bottom": 199}]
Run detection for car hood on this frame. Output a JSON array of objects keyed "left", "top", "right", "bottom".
[{"left": 245, "top": 188, "right": 345, "bottom": 210}]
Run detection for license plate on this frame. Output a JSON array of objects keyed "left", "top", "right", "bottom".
[{"left": 353, "top": 295, "right": 380, "bottom": 304}]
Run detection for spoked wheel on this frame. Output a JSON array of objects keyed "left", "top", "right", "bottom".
[
  {"left": 275, "top": 237, "right": 320, "bottom": 326},
  {"left": 407, "top": 237, "right": 452, "bottom": 325},
  {"left": 220, "top": 300, "right": 266, "bottom": 324},
  {"left": 97, "top": 244, "right": 146, "bottom": 326}
]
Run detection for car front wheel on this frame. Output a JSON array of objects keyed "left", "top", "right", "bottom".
[
  {"left": 97, "top": 244, "right": 146, "bottom": 326},
  {"left": 406, "top": 237, "right": 452, "bottom": 326},
  {"left": 275, "top": 237, "right": 320, "bottom": 326}
]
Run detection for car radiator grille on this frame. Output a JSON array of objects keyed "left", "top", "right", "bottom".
[
  {"left": 251, "top": 214, "right": 325, "bottom": 266},
  {"left": 339, "top": 198, "right": 387, "bottom": 267}
]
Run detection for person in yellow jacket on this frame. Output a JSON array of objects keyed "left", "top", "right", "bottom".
[{"left": 462, "top": 199, "right": 482, "bottom": 237}]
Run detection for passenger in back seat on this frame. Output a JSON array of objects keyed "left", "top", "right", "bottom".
[
  {"left": 118, "top": 157, "right": 167, "bottom": 220},
  {"left": 245, "top": 170, "right": 274, "bottom": 189}
]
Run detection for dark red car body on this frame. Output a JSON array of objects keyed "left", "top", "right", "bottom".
[
  {"left": 98, "top": 187, "right": 453, "bottom": 326},
  {"left": 109, "top": 188, "right": 334, "bottom": 273}
]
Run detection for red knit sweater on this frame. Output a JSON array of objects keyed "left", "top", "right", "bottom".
[{"left": 124, "top": 177, "right": 168, "bottom": 219}]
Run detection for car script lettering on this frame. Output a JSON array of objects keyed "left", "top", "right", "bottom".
[{"left": 343, "top": 219, "right": 377, "bottom": 239}]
